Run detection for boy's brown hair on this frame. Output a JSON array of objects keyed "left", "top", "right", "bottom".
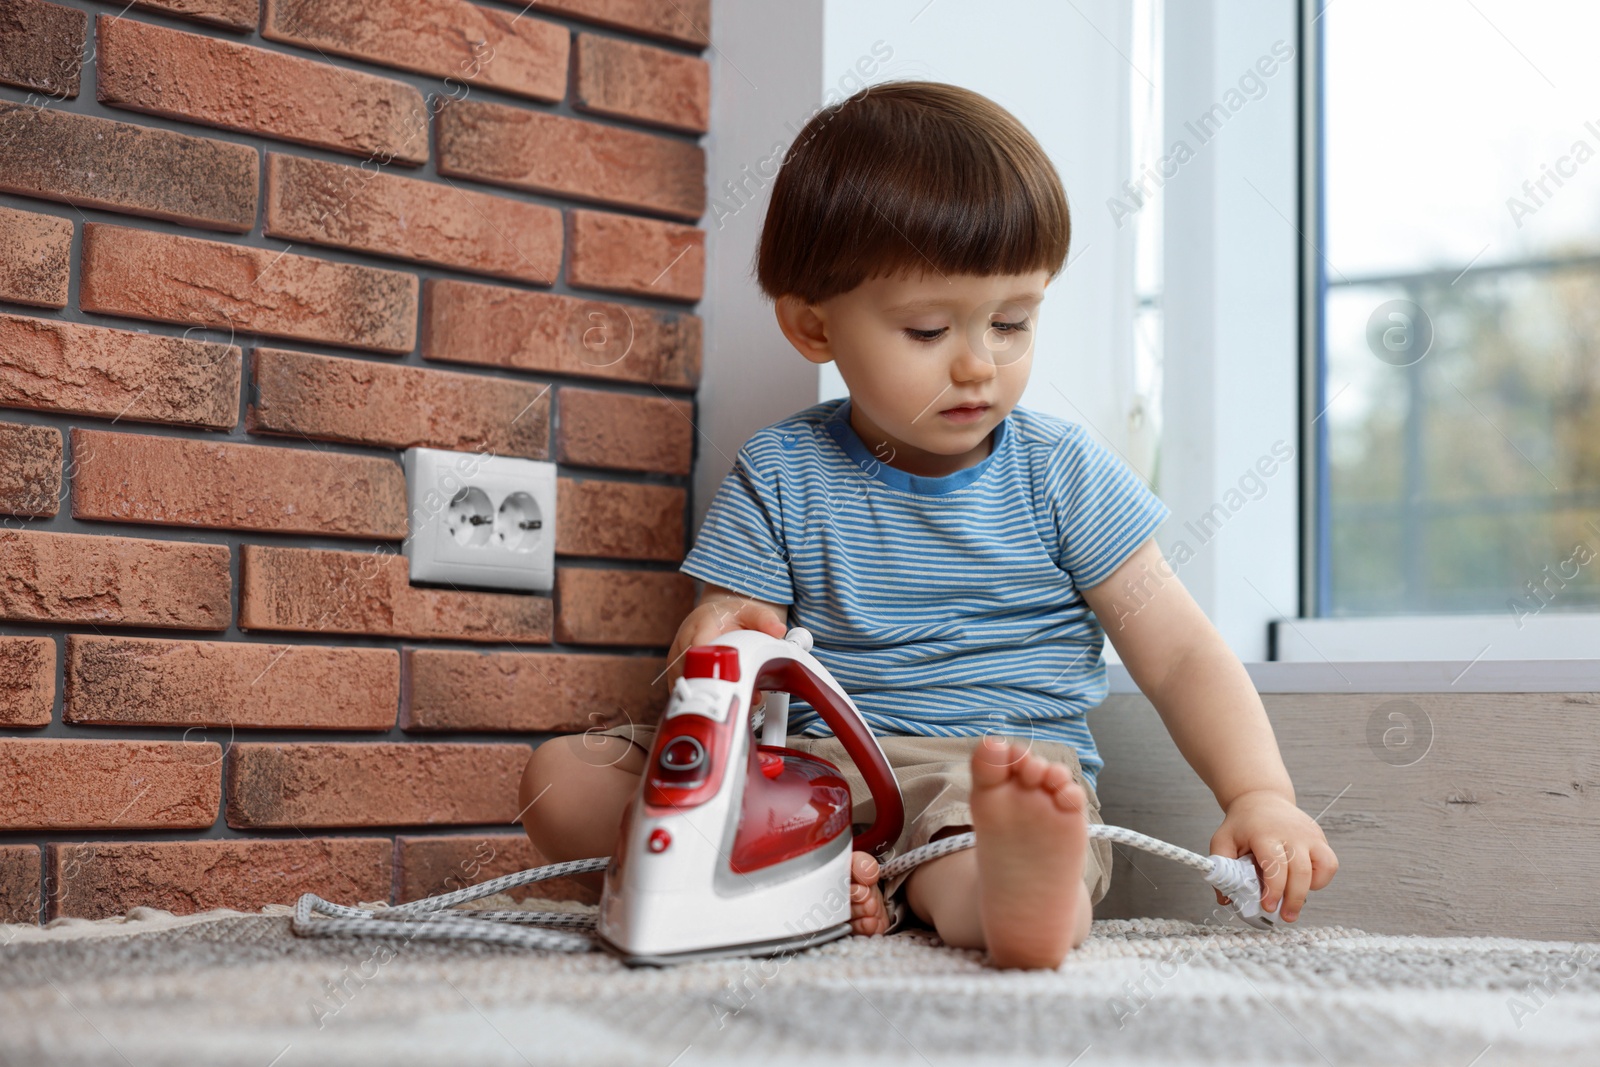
[{"left": 756, "top": 81, "right": 1071, "bottom": 305}]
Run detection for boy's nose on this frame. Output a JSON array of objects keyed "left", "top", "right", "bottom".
[{"left": 952, "top": 339, "right": 1000, "bottom": 382}]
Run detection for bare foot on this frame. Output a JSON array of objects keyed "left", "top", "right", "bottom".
[
  {"left": 969, "top": 735, "right": 1090, "bottom": 968},
  {"left": 848, "top": 851, "right": 888, "bottom": 936}
]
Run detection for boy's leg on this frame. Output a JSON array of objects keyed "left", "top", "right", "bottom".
[
  {"left": 517, "top": 730, "right": 649, "bottom": 898},
  {"left": 902, "top": 736, "right": 1092, "bottom": 968}
]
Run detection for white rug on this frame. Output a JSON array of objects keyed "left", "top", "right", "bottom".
[{"left": 3, "top": 900, "right": 1598, "bottom": 1066}]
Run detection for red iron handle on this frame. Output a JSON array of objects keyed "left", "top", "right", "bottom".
[{"left": 752, "top": 657, "right": 905, "bottom": 857}]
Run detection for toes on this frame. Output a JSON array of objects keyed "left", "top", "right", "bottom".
[
  {"left": 1016, "top": 752, "right": 1048, "bottom": 789},
  {"left": 1042, "top": 762, "right": 1072, "bottom": 793},
  {"left": 851, "top": 913, "right": 884, "bottom": 936},
  {"left": 849, "top": 875, "right": 888, "bottom": 938},
  {"left": 850, "top": 850, "right": 880, "bottom": 884},
  {"left": 1051, "top": 780, "right": 1087, "bottom": 814},
  {"left": 971, "top": 735, "right": 1017, "bottom": 787}
]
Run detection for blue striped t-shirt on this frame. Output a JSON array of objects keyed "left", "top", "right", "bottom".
[{"left": 678, "top": 396, "right": 1170, "bottom": 788}]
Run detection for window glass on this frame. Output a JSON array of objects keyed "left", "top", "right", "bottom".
[{"left": 1319, "top": 0, "right": 1600, "bottom": 616}]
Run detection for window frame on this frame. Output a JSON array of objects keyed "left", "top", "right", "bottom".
[
  {"left": 1299, "top": 0, "right": 1327, "bottom": 622},
  {"left": 1153, "top": 0, "right": 1301, "bottom": 662}
]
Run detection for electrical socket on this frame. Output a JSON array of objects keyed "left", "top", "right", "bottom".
[{"left": 402, "top": 447, "right": 555, "bottom": 593}]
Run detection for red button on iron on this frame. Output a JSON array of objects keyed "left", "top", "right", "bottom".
[
  {"left": 759, "top": 752, "right": 784, "bottom": 779},
  {"left": 647, "top": 828, "right": 671, "bottom": 853},
  {"left": 683, "top": 644, "right": 740, "bottom": 682}
]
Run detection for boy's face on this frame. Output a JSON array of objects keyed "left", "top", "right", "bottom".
[{"left": 777, "top": 269, "right": 1049, "bottom": 477}]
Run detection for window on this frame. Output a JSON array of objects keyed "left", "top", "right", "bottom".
[
  {"left": 1129, "top": 0, "right": 1165, "bottom": 486},
  {"left": 1313, "top": 0, "right": 1600, "bottom": 619}
]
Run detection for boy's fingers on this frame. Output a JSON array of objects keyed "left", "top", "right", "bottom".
[
  {"left": 1280, "top": 845, "right": 1312, "bottom": 921},
  {"left": 1309, "top": 841, "right": 1340, "bottom": 890},
  {"left": 1255, "top": 839, "right": 1289, "bottom": 912},
  {"left": 737, "top": 603, "right": 788, "bottom": 638},
  {"left": 668, "top": 603, "right": 788, "bottom": 689}
]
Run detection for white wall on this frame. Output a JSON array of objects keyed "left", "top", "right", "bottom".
[{"left": 698, "top": 0, "right": 828, "bottom": 540}]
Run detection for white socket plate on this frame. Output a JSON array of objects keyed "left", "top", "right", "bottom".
[{"left": 402, "top": 447, "right": 556, "bottom": 593}]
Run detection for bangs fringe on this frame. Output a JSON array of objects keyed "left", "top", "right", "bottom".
[{"left": 758, "top": 82, "right": 1070, "bottom": 304}]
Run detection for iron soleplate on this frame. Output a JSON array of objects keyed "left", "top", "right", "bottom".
[{"left": 597, "top": 920, "right": 851, "bottom": 968}]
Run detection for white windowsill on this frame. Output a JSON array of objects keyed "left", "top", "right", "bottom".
[
  {"left": 1271, "top": 613, "right": 1600, "bottom": 664},
  {"left": 1108, "top": 658, "right": 1600, "bottom": 694}
]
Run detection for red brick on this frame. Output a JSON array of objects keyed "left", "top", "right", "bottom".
[
  {"left": 0, "top": 204, "right": 70, "bottom": 307},
  {"left": 97, "top": 15, "right": 429, "bottom": 165},
  {"left": 263, "top": 0, "right": 568, "bottom": 103},
  {"left": 0, "top": 102, "right": 259, "bottom": 232},
  {"left": 80, "top": 223, "right": 418, "bottom": 355},
  {"left": 437, "top": 99, "right": 704, "bottom": 221},
  {"left": 423, "top": 278, "right": 701, "bottom": 389},
  {"left": 0, "top": 0, "right": 87, "bottom": 96},
  {"left": 574, "top": 34, "right": 709, "bottom": 134},
  {"left": 536, "top": 0, "right": 708, "bottom": 49},
  {"left": 0, "top": 529, "right": 230, "bottom": 630},
  {"left": 568, "top": 209, "right": 704, "bottom": 303},
  {"left": 65, "top": 634, "right": 398, "bottom": 730},
  {"left": 247, "top": 347, "right": 550, "bottom": 459},
  {"left": 132, "top": 0, "right": 258, "bottom": 32},
  {"left": 0, "top": 739, "right": 220, "bottom": 830},
  {"left": 397, "top": 833, "right": 588, "bottom": 904},
  {"left": 402, "top": 647, "right": 666, "bottom": 731},
  {"left": 555, "top": 567, "right": 693, "bottom": 646},
  {"left": 0, "top": 844, "right": 40, "bottom": 924},
  {"left": 239, "top": 544, "right": 552, "bottom": 643},
  {"left": 557, "top": 387, "right": 693, "bottom": 475},
  {"left": 227, "top": 741, "right": 530, "bottom": 828},
  {"left": 0, "top": 312, "right": 241, "bottom": 430},
  {"left": 264, "top": 153, "right": 561, "bottom": 286},
  {"left": 48, "top": 838, "right": 390, "bottom": 921},
  {"left": 556, "top": 477, "right": 684, "bottom": 561},
  {"left": 0, "top": 420, "right": 61, "bottom": 517},
  {"left": 0, "top": 636, "right": 53, "bottom": 728},
  {"left": 70, "top": 428, "right": 407, "bottom": 539}
]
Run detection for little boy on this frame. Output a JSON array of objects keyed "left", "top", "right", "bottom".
[{"left": 520, "top": 81, "right": 1337, "bottom": 969}]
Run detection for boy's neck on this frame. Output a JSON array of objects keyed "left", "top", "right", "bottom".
[{"left": 847, "top": 401, "right": 996, "bottom": 479}]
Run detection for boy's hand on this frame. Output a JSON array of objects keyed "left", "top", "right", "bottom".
[
  {"left": 666, "top": 589, "right": 789, "bottom": 690},
  {"left": 1209, "top": 791, "right": 1338, "bottom": 923}
]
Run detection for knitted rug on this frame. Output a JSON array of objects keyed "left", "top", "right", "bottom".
[{"left": 3, "top": 901, "right": 1598, "bottom": 1066}]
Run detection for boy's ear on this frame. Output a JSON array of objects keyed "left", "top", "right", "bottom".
[{"left": 774, "top": 295, "right": 834, "bottom": 365}]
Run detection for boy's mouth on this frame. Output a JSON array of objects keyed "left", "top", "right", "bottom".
[{"left": 939, "top": 403, "right": 990, "bottom": 422}]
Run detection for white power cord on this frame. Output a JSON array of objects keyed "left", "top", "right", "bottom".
[
  {"left": 877, "top": 827, "right": 1276, "bottom": 926},
  {"left": 291, "top": 825, "right": 1274, "bottom": 950},
  {"left": 293, "top": 855, "right": 608, "bottom": 951}
]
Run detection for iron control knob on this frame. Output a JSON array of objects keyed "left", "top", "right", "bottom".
[{"left": 659, "top": 735, "right": 705, "bottom": 773}]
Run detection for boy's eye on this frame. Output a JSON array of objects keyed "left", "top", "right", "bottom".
[{"left": 903, "top": 318, "right": 1030, "bottom": 343}]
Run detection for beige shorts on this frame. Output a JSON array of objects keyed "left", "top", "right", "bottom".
[{"left": 592, "top": 722, "right": 1112, "bottom": 933}]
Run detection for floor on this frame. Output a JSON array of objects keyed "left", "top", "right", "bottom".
[{"left": 2, "top": 901, "right": 1598, "bottom": 1066}]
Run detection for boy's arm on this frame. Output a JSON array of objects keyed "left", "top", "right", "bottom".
[{"left": 1079, "top": 538, "right": 1338, "bottom": 922}]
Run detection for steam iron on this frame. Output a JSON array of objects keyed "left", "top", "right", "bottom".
[{"left": 596, "top": 626, "right": 905, "bottom": 966}]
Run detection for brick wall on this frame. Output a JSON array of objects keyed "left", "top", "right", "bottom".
[{"left": 0, "top": 0, "right": 709, "bottom": 923}]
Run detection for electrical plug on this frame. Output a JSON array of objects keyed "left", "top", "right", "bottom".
[{"left": 1204, "top": 853, "right": 1280, "bottom": 929}]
